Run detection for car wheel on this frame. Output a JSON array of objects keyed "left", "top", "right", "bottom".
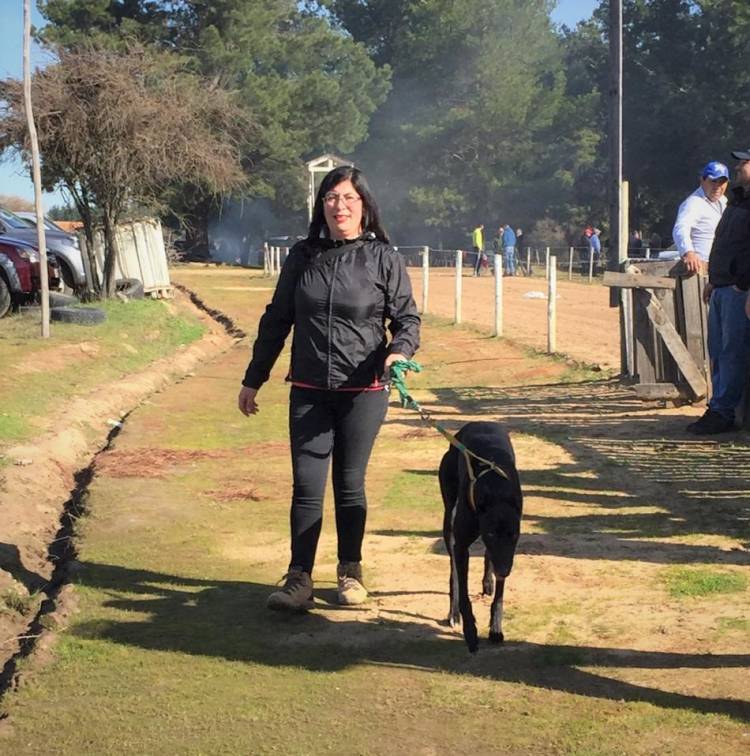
[
  {"left": 59, "top": 262, "right": 76, "bottom": 295},
  {"left": 0, "top": 276, "right": 11, "bottom": 318},
  {"left": 50, "top": 306, "right": 106, "bottom": 325}
]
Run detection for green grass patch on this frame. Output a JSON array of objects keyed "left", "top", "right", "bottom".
[
  {"left": 382, "top": 469, "right": 439, "bottom": 511},
  {"left": 662, "top": 567, "right": 748, "bottom": 598},
  {"left": 0, "top": 298, "right": 206, "bottom": 446}
]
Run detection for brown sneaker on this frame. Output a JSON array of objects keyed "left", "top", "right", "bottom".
[
  {"left": 267, "top": 568, "right": 314, "bottom": 612},
  {"left": 337, "top": 562, "right": 368, "bottom": 605}
]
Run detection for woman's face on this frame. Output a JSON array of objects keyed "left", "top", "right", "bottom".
[{"left": 323, "top": 179, "right": 363, "bottom": 241}]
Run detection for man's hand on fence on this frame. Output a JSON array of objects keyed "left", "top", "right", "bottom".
[{"left": 682, "top": 251, "right": 702, "bottom": 274}]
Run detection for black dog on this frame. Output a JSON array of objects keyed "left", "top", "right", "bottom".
[{"left": 438, "top": 421, "right": 523, "bottom": 652}]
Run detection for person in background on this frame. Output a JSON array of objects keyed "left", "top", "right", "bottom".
[
  {"left": 472, "top": 222, "right": 485, "bottom": 276},
  {"left": 673, "top": 160, "right": 729, "bottom": 274},
  {"left": 590, "top": 227, "right": 602, "bottom": 269},
  {"left": 492, "top": 225, "right": 504, "bottom": 271},
  {"left": 502, "top": 223, "right": 517, "bottom": 276},
  {"left": 629, "top": 230, "right": 643, "bottom": 255},
  {"left": 687, "top": 151, "right": 750, "bottom": 434},
  {"left": 238, "top": 165, "right": 420, "bottom": 609}
]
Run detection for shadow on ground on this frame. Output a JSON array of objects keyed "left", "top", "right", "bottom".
[
  {"left": 70, "top": 561, "right": 750, "bottom": 723},
  {"left": 391, "top": 377, "right": 750, "bottom": 562}
]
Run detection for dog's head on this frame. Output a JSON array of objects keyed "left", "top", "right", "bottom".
[{"left": 474, "top": 472, "right": 522, "bottom": 577}]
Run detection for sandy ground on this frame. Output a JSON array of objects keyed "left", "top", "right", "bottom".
[
  {"left": 408, "top": 268, "right": 620, "bottom": 370},
  {"left": 1, "top": 267, "right": 747, "bottom": 752}
]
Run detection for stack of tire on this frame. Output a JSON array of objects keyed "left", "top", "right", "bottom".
[{"left": 49, "top": 278, "right": 144, "bottom": 325}]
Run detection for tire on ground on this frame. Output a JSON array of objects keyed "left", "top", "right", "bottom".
[
  {"left": 0, "top": 276, "right": 11, "bottom": 318},
  {"left": 115, "top": 278, "right": 145, "bottom": 300},
  {"left": 50, "top": 306, "right": 106, "bottom": 325},
  {"left": 49, "top": 291, "right": 79, "bottom": 308}
]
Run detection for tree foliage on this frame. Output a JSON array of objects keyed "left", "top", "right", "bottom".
[
  {"left": 566, "top": 0, "right": 750, "bottom": 240},
  {"left": 328, "top": 0, "right": 587, "bottom": 245},
  {"left": 38, "top": 0, "right": 392, "bottom": 245},
  {"left": 0, "top": 44, "right": 248, "bottom": 295}
]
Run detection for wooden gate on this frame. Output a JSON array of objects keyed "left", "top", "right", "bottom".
[{"left": 604, "top": 260, "right": 709, "bottom": 401}]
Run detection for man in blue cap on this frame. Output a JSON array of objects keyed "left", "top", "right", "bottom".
[
  {"left": 672, "top": 160, "right": 729, "bottom": 275},
  {"left": 687, "top": 150, "right": 750, "bottom": 434}
]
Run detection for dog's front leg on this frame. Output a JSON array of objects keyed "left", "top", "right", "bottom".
[
  {"left": 482, "top": 550, "right": 495, "bottom": 596},
  {"left": 454, "top": 543, "right": 478, "bottom": 653},
  {"left": 489, "top": 576, "right": 506, "bottom": 644},
  {"left": 444, "top": 505, "right": 460, "bottom": 627}
]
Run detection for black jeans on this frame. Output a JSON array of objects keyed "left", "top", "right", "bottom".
[{"left": 288, "top": 386, "right": 389, "bottom": 574}]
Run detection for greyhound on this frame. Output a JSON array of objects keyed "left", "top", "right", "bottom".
[{"left": 438, "top": 421, "right": 523, "bottom": 652}]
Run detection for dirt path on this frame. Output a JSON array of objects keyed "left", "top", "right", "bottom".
[
  {"left": 0, "top": 267, "right": 747, "bottom": 754},
  {"left": 408, "top": 269, "right": 620, "bottom": 369}
]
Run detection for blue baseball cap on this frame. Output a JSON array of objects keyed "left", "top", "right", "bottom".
[{"left": 701, "top": 161, "right": 729, "bottom": 180}]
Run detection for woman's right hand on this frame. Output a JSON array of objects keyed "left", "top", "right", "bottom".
[{"left": 238, "top": 386, "right": 259, "bottom": 416}]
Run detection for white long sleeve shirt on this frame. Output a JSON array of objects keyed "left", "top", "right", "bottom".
[{"left": 672, "top": 186, "right": 727, "bottom": 260}]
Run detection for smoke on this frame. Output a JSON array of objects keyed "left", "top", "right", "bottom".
[{"left": 207, "top": 197, "right": 305, "bottom": 265}]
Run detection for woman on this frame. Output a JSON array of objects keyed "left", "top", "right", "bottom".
[{"left": 238, "top": 166, "right": 420, "bottom": 611}]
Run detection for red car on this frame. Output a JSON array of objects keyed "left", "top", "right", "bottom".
[{"left": 0, "top": 238, "right": 62, "bottom": 318}]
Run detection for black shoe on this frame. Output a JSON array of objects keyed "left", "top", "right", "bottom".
[{"left": 686, "top": 410, "right": 735, "bottom": 435}]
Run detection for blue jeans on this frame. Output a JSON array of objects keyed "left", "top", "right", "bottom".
[
  {"left": 504, "top": 246, "right": 515, "bottom": 275},
  {"left": 707, "top": 286, "right": 750, "bottom": 419}
]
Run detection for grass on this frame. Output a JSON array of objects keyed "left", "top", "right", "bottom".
[
  {"left": 662, "top": 567, "right": 748, "bottom": 598},
  {"left": 0, "top": 297, "right": 206, "bottom": 446}
]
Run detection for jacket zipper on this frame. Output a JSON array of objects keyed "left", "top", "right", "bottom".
[{"left": 326, "top": 257, "right": 339, "bottom": 389}]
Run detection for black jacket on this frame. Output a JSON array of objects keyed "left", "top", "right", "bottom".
[
  {"left": 708, "top": 185, "right": 750, "bottom": 288},
  {"left": 243, "top": 237, "right": 420, "bottom": 390}
]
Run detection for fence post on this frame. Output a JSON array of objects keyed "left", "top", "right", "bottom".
[
  {"left": 526, "top": 246, "right": 531, "bottom": 276},
  {"left": 568, "top": 246, "right": 574, "bottom": 280},
  {"left": 454, "top": 250, "right": 462, "bottom": 324},
  {"left": 263, "top": 242, "right": 269, "bottom": 276},
  {"left": 547, "top": 256, "right": 557, "bottom": 353},
  {"left": 645, "top": 247, "right": 651, "bottom": 259},
  {"left": 421, "top": 245, "right": 429, "bottom": 314},
  {"left": 493, "top": 253, "right": 503, "bottom": 336},
  {"left": 588, "top": 245, "right": 595, "bottom": 283},
  {"left": 545, "top": 246, "right": 551, "bottom": 279},
  {"left": 275, "top": 246, "right": 281, "bottom": 274}
]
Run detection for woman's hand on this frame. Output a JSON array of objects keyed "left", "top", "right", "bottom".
[
  {"left": 238, "top": 386, "right": 259, "bottom": 416},
  {"left": 385, "top": 353, "right": 409, "bottom": 372}
]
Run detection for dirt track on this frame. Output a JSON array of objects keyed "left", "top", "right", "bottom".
[
  {"left": 408, "top": 269, "right": 620, "bottom": 370},
  {"left": 1, "top": 267, "right": 747, "bottom": 753}
]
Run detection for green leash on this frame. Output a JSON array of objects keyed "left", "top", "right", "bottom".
[{"left": 388, "top": 360, "right": 509, "bottom": 510}]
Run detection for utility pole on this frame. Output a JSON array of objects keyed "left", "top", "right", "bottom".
[
  {"left": 23, "top": 0, "right": 50, "bottom": 337},
  {"left": 608, "top": 0, "right": 623, "bottom": 281}
]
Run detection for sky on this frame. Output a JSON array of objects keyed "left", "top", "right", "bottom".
[{"left": 0, "top": 0, "right": 600, "bottom": 211}]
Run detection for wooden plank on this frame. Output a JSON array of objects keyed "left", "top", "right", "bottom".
[
  {"left": 603, "top": 271, "right": 676, "bottom": 289},
  {"left": 680, "top": 273, "right": 708, "bottom": 376},
  {"left": 656, "top": 287, "right": 681, "bottom": 384},
  {"left": 645, "top": 292, "right": 707, "bottom": 399},
  {"left": 633, "top": 383, "right": 691, "bottom": 400},
  {"left": 633, "top": 287, "right": 657, "bottom": 384}
]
